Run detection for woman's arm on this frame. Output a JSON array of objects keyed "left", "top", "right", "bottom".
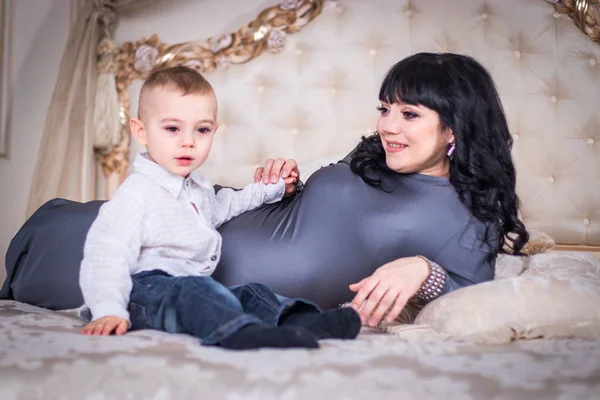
[
  {"left": 351, "top": 218, "right": 498, "bottom": 326},
  {"left": 349, "top": 256, "right": 466, "bottom": 327},
  {"left": 349, "top": 256, "right": 428, "bottom": 326}
]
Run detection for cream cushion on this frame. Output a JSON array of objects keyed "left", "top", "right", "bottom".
[{"left": 387, "top": 252, "right": 600, "bottom": 343}]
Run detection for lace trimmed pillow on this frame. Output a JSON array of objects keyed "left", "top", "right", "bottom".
[{"left": 344, "top": 229, "right": 558, "bottom": 336}]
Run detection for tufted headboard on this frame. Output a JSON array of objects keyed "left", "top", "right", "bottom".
[{"left": 111, "top": 0, "right": 600, "bottom": 248}]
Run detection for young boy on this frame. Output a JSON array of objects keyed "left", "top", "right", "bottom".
[{"left": 79, "top": 66, "right": 360, "bottom": 349}]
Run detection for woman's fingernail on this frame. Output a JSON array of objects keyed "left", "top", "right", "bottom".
[
  {"left": 271, "top": 174, "right": 277, "bottom": 182},
  {"left": 282, "top": 170, "right": 289, "bottom": 178}
]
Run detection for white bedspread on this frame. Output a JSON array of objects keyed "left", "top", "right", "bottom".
[{"left": 1, "top": 300, "right": 599, "bottom": 399}]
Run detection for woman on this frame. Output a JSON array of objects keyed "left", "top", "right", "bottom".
[
  {"left": 215, "top": 52, "right": 528, "bottom": 326},
  {"left": 2, "top": 53, "right": 527, "bottom": 327}
]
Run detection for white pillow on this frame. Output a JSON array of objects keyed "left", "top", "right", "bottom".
[{"left": 385, "top": 252, "right": 600, "bottom": 343}]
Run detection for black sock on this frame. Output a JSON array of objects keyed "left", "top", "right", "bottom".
[
  {"left": 281, "top": 308, "right": 361, "bottom": 340},
  {"left": 217, "top": 324, "right": 319, "bottom": 350}
]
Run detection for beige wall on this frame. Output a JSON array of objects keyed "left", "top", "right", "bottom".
[{"left": 0, "top": 0, "right": 71, "bottom": 284}]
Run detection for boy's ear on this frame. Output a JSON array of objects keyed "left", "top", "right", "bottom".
[
  {"left": 130, "top": 118, "right": 147, "bottom": 146},
  {"left": 214, "top": 122, "right": 220, "bottom": 135}
]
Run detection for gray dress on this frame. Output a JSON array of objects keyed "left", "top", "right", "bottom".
[{"left": 215, "top": 160, "right": 496, "bottom": 309}]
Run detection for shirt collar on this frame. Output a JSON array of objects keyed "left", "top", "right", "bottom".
[{"left": 133, "top": 153, "right": 210, "bottom": 197}]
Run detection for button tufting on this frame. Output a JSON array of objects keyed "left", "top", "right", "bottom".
[
  {"left": 145, "top": 0, "right": 600, "bottom": 249},
  {"left": 330, "top": 2, "right": 342, "bottom": 14}
]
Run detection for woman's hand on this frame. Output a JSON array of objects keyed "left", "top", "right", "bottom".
[
  {"left": 254, "top": 158, "right": 300, "bottom": 198},
  {"left": 349, "top": 256, "right": 429, "bottom": 327}
]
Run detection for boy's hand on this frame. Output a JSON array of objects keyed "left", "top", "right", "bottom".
[
  {"left": 254, "top": 158, "right": 300, "bottom": 198},
  {"left": 81, "top": 316, "right": 129, "bottom": 336}
]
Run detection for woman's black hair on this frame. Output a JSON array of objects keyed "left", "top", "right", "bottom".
[{"left": 350, "top": 52, "right": 529, "bottom": 257}]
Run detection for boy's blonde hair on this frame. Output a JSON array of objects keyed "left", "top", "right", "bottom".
[{"left": 138, "top": 66, "right": 215, "bottom": 119}]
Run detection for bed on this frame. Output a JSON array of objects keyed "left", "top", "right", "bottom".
[
  {"left": 1, "top": 299, "right": 599, "bottom": 399},
  {"left": 2, "top": 250, "right": 599, "bottom": 399}
]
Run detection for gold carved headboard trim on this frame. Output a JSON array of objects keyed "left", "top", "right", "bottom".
[{"left": 548, "top": 0, "right": 600, "bottom": 43}]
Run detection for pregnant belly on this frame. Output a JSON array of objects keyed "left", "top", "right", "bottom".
[{"left": 214, "top": 195, "right": 376, "bottom": 309}]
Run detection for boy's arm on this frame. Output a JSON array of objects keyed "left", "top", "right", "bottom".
[
  {"left": 211, "top": 179, "right": 285, "bottom": 228},
  {"left": 79, "top": 182, "right": 145, "bottom": 323}
]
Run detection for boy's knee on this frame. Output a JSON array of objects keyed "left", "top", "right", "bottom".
[
  {"left": 243, "top": 282, "right": 271, "bottom": 294},
  {"left": 232, "top": 282, "right": 280, "bottom": 306},
  {"left": 173, "top": 276, "right": 240, "bottom": 305}
]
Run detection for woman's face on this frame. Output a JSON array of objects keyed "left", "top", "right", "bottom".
[{"left": 376, "top": 101, "right": 454, "bottom": 177}]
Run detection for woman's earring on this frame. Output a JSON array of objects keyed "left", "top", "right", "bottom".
[{"left": 447, "top": 142, "right": 456, "bottom": 158}]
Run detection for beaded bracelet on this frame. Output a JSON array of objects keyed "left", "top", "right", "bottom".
[
  {"left": 295, "top": 179, "right": 305, "bottom": 193},
  {"left": 415, "top": 256, "right": 447, "bottom": 301}
]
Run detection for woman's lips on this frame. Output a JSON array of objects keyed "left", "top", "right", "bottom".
[{"left": 385, "top": 141, "right": 408, "bottom": 153}]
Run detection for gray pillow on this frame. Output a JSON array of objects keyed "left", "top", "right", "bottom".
[
  {"left": 1, "top": 199, "right": 105, "bottom": 310},
  {"left": 1, "top": 187, "right": 231, "bottom": 310}
]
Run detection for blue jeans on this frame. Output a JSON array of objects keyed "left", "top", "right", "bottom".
[{"left": 129, "top": 270, "right": 321, "bottom": 345}]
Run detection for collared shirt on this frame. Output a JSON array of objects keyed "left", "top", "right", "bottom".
[{"left": 80, "top": 153, "right": 285, "bottom": 322}]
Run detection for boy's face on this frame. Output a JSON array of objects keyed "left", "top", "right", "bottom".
[{"left": 130, "top": 87, "right": 219, "bottom": 177}]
